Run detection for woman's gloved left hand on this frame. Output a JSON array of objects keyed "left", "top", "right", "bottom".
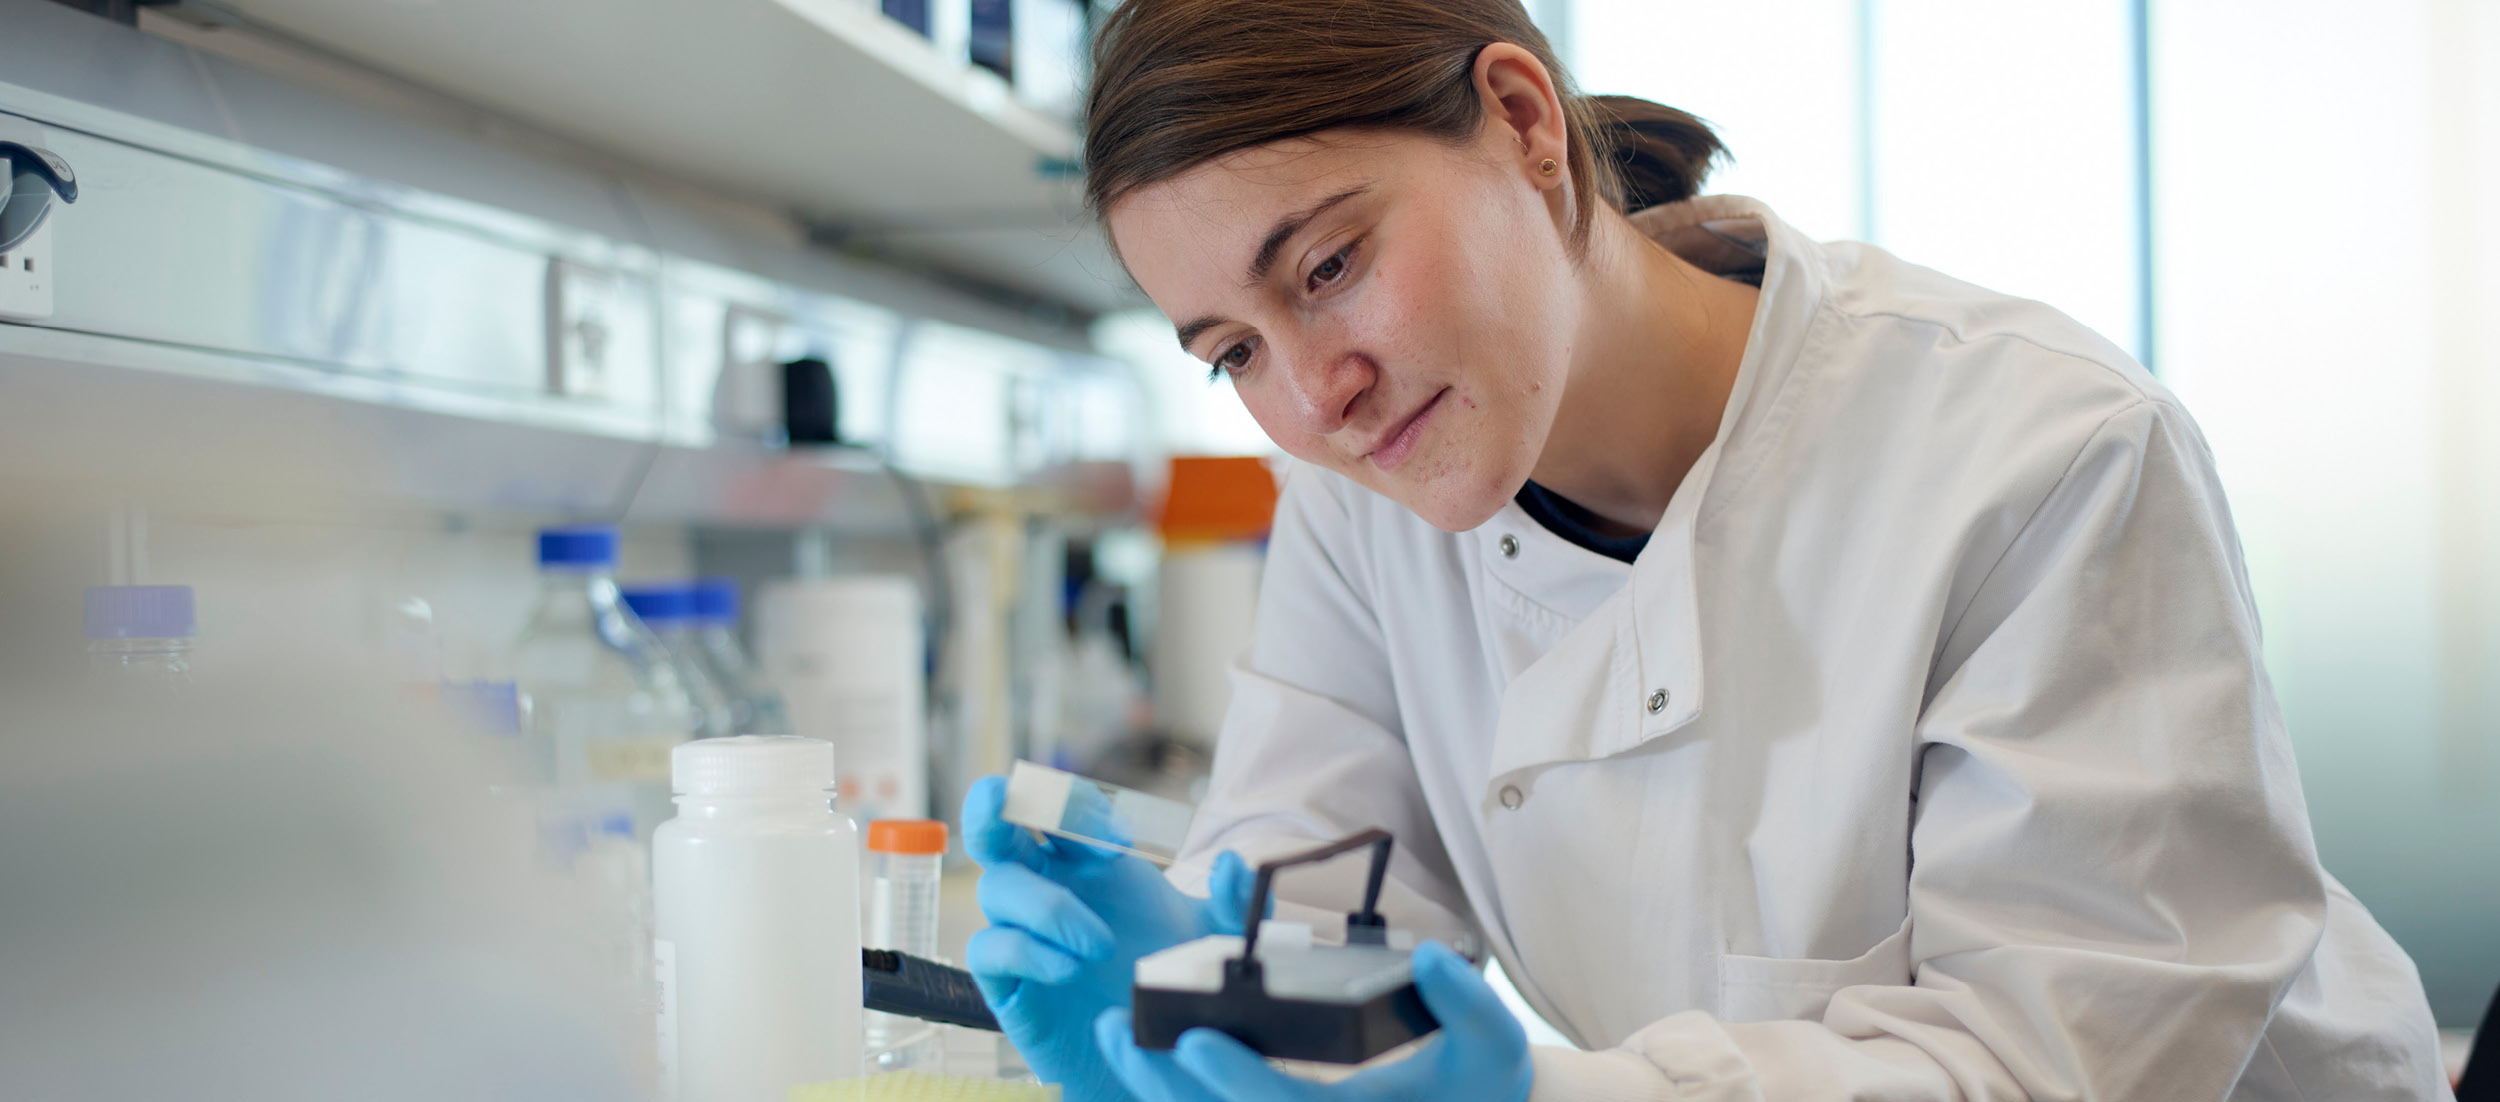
[
  {"left": 1091, "top": 941, "right": 1535, "bottom": 1102},
  {"left": 960, "top": 775, "right": 1261, "bottom": 1102}
]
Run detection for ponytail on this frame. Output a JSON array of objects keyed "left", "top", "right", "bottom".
[{"left": 1587, "top": 95, "right": 1726, "bottom": 214}]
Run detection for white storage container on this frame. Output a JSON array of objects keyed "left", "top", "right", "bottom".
[
  {"left": 758, "top": 576, "right": 928, "bottom": 823},
  {"left": 652, "top": 735, "right": 863, "bottom": 1100}
]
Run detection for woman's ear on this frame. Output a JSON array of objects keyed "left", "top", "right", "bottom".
[{"left": 1473, "top": 43, "right": 1569, "bottom": 185}]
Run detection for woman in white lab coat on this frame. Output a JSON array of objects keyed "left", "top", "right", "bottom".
[{"left": 958, "top": 0, "right": 2452, "bottom": 1098}]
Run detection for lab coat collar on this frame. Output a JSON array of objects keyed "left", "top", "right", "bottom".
[
  {"left": 1633, "top": 195, "right": 1836, "bottom": 529},
  {"left": 1484, "top": 197, "right": 1832, "bottom": 789}
]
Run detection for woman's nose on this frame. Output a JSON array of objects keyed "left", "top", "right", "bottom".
[{"left": 1271, "top": 339, "right": 1375, "bottom": 438}]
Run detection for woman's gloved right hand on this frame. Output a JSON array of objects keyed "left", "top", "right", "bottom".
[{"left": 960, "top": 775, "right": 1259, "bottom": 1102}]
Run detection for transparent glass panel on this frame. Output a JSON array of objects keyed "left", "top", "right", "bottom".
[
  {"left": 2153, "top": 0, "right": 2500, "bottom": 1025},
  {"left": 1868, "top": 0, "right": 2142, "bottom": 357},
  {"left": 1572, "top": 0, "right": 1866, "bottom": 242},
  {"left": 1000, "top": 760, "right": 1196, "bottom": 864}
]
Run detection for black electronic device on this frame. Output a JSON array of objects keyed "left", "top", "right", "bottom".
[
  {"left": 782, "top": 356, "right": 841, "bottom": 445},
  {"left": 1129, "top": 829, "right": 1439, "bottom": 1065}
]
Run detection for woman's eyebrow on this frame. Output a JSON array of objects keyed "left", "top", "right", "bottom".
[
  {"left": 1248, "top": 186, "right": 1369, "bottom": 283},
  {"left": 1176, "top": 315, "right": 1225, "bottom": 350},
  {"left": 1175, "top": 185, "right": 1372, "bottom": 351}
]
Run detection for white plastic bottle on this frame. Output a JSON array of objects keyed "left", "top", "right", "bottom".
[
  {"left": 510, "top": 525, "right": 699, "bottom": 836},
  {"left": 652, "top": 736, "right": 863, "bottom": 1101},
  {"left": 84, "top": 584, "right": 194, "bottom": 690},
  {"left": 620, "top": 583, "right": 737, "bottom": 739}
]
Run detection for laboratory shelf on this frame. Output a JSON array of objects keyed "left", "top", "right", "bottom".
[
  {"left": 196, "top": 0, "right": 1138, "bottom": 315},
  {"left": 0, "top": 1, "right": 1144, "bottom": 533},
  {"left": 0, "top": 332, "right": 1068, "bottom": 534}
]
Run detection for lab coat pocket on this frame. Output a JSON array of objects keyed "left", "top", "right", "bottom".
[{"left": 1715, "top": 916, "right": 1912, "bottom": 1023}]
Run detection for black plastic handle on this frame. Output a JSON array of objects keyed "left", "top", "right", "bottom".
[
  {"left": 1234, "top": 828, "right": 1395, "bottom": 966},
  {"left": 862, "top": 948, "right": 999, "bottom": 1032}
]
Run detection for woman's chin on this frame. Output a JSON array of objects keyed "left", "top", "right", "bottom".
[
  {"left": 1394, "top": 470, "right": 1519, "bottom": 534},
  {"left": 1322, "top": 437, "right": 1521, "bottom": 533}
]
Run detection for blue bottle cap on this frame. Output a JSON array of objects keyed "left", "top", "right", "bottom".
[
  {"left": 537, "top": 525, "right": 619, "bottom": 568},
  {"left": 690, "top": 577, "right": 740, "bottom": 623},
  {"left": 84, "top": 585, "right": 196, "bottom": 639},
  {"left": 619, "top": 584, "right": 695, "bottom": 624}
]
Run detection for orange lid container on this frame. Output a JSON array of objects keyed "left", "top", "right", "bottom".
[
  {"left": 867, "top": 819, "right": 950, "bottom": 855},
  {"left": 1156, "top": 456, "right": 1280, "bottom": 545}
]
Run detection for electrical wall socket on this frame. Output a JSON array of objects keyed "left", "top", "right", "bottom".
[
  {"left": 543, "top": 258, "right": 654, "bottom": 401},
  {"left": 0, "top": 214, "right": 53, "bottom": 323},
  {"left": 0, "top": 113, "right": 61, "bottom": 324}
]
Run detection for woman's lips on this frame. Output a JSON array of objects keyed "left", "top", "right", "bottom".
[{"left": 1367, "top": 388, "right": 1449, "bottom": 472}]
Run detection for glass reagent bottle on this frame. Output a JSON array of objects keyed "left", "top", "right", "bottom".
[
  {"left": 620, "top": 582, "right": 737, "bottom": 739},
  {"left": 509, "top": 525, "right": 699, "bottom": 836},
  {"left": 689, "top": 578, "right": 789, "bottom": 735}
]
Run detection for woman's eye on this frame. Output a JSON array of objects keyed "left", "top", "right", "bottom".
[
  {"left": 1307, "top": 240, "right": 1359, "bottom": 292},
  {"left": 1209, "top": 338, "right": 1255, "bottom": 381}
]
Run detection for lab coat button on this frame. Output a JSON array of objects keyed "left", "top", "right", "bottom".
[
  {"left": 1497, "top": 534, "right": 1520, "bottom": 559},
  {"left": 1498, "top": 785, "right": 1524, "bottom": 810},
  {"left": 1646, "top": 689, "right": 1669, "bottom": 714}
]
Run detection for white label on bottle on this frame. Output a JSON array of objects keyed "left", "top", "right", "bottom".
[
  {"left": 653, "top": 938, "right": 678, "bottom": 1090},
  {"left": 588, "top": 735, "right": 682, "bottom": 782},
  {"left": 868, "top": 877, "right": 897, "bottom": 950}
]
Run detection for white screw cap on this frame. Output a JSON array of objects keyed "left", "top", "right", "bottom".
[{"left": 672, "top": 735, "right": 834, "bottom": 796}]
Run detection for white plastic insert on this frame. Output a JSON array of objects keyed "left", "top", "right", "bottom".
[{"left": 1135, "top": 926, "right": 1418, "bottom": 1005}]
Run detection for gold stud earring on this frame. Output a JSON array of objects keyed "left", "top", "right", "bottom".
[{"left": 1538, "top": 158, "right": 1559, "bottom": 177}]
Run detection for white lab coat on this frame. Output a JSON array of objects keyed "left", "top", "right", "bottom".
[{"left": 1171, "top": 196, "right": 2450, "bottom": 1100}]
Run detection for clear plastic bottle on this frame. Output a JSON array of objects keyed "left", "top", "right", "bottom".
[
  {"left": 652, "top": 736, "right": 863, "bottom": 1100},
  {"left": 688, "top": 578, "right": 789, "bottom": 735},
  {"left": 864, "top": 819, "right": 948, "bottom": 1070},
  {"left": 619, "top": 583, "right": 737, "bottom": 739},
  {"left": 574, "top": 807, "right": 657, "bottom": 1027},
  {"left": 85, "top": 585, "right": 195, "bottom": 690},
  {"left": 865, "top": 819, "right": 946, "bottom": 959},
  {"left": 532, "top": 799, "right": 660, "bottom": 1088},
  {"left": 509, "top": 525, "right": 698, "bottom": 837}
]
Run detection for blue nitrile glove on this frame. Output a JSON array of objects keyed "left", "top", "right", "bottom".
[
  {"left": 1091, "top": 941, "right": 1534, "bottom": 1102},
  {"left": 961, "top": 775, "right": 1261, "bottom": 1102}
]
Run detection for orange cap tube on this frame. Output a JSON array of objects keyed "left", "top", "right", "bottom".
[{"left": 867, "top": 818, "right": 950, "bottom": 855}]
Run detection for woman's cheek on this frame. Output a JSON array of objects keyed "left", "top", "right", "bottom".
[{"left": 1345, "top": 265, "right": 1435, "bottom": 369}]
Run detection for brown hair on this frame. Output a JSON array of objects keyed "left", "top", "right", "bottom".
[{"left": 1082, "top": 0, "right": 1726, "bottom": 254}]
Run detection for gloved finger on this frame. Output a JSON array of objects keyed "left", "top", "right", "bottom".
[
  {"left": 1199, "top": 851, "right": 1266, "bottom": 935},
  {"left": 976, "top": 862, "right": 1116, "bottom": 961},
  {"left": 963, "top": 773, "right": 1126, "bottom": 873},
  {"left": 1096, "top": 1008, "right": 1229, "bottom": 1102},
  {"left": 1410, "top": 941, "right": 1526, "bottom": 1050},
  {"left": 1171, "top": 1027, "right": 1326, "bottom": 1102},
  {"left": 966, "top": 924, "right": 1082, "bottom": 995},
  {"left": 961, "top": 776, "right": 1046, "bottom": 871},
  {"left": 1406, "top": 941, "right": 1530, "bottom": 1088}
]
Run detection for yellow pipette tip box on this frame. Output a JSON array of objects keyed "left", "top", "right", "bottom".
[{"left": 789, "top": 1071, "right": 1061, "bottom": 1102}]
